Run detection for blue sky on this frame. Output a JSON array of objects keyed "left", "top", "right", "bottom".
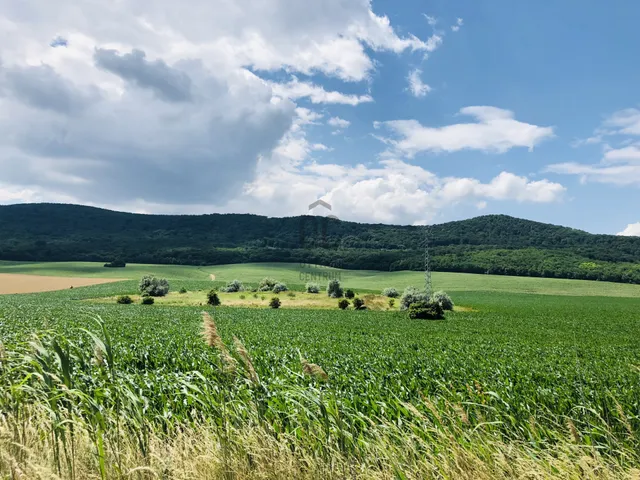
[{"left": 0, "top": 0, "right": 639, "bottom": 235}]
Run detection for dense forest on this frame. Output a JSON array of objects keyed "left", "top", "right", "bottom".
[{"left": 2, "top": 203, "right": 640, "bottom": 283}]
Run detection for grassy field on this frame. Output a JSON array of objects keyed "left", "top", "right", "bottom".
[
  {"left": 1, "top": 263, "right": 640, "bottom": 478},
  {"left": 3, "top": 260, "right": 640, "bottom": 297}
]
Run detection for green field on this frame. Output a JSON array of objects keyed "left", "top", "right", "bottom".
[
  {"left": 1, "top": 263, "right": 640, "bottom": 478},
  {"left": 3, "top": 260, "right": 640, "bottom": 297}
]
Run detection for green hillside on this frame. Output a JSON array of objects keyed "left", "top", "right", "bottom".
[{"left": 1, "top": 203, "right": 640, "bottom": 283}]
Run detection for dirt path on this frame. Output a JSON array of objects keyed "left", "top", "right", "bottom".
[
  {"left": 210, "top": 274, "right": 216, "bottom": 281},
  {"left": 0, "top": 274, "right": 124, "bottom": 295}
]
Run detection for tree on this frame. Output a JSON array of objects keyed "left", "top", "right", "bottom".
[
  {"left": 352, "top": 297, "right": 365, "bottom": 310},
  {"left": 327, "top": 279, "right": 344, "bottom": 298},
  {"left": 400, "top": 286, "right": 429, "bottom": 310},
  {"left": 221, "top": 279, "right": 244, "bottom": 293},
  {"left": 207, "top": 290, "right": 221, "bottom": 306},
  {"left": 382, "top": 287, "right": 399, "bottom": 298},
  {"left": 345, "top": 289, "right": 355, "bottom": 299},
  {"left": 269, "top": 297, "right": 281, "bottom": 309},
  {"left": 306, "top": 282, "right": 320, "bottom": 293},
  {"left": 117, "top": 295, "right": 132, "bottom": 304},
  {"left": 273, "top": 282, "right": 288, "bottom": 293},
  {"left": 259, "top": 277, "right": 277, "bottom": 292},
  {"left": 432, "top": 291, "right": 454, "bottom": 311},
  {"left": 139, "top": 276, "right": 170, "bottom": 297},
  {"left": 408, "top": 301, "right": 444, "bottom": 320},
  {"left": 338, "top": 299, "right": 350, "bottom": 310},
  {"left": 141, "top": 296, "right": 154, "bottom": 305}
]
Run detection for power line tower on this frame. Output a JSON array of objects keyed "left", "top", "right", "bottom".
[{"left": 423, "top": 223, "right": 432, "bottom": 299}]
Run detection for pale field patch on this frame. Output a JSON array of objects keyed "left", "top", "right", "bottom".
[{"left": 0, "top": 273, "right": 124, "bottom": 294}]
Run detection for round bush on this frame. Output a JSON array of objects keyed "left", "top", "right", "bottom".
[
  {"left": 432, "top": 291, "right": 454, "bottom": 311},
  {"left": 139, "top": 276, "right": 170, "bottom": 297},
  {"left": 221, "top": 279, "right": 244, "bottom": 293},
  {"left": 305, "top": 282, "right": 320, "bottom": 294},
  {"left": 207, "top": 290, "right": 221, "bottom": 306},
  {"left": 259, "top": 277, "right": 277, "bottom": 292},
  {"left": 345, "top": 289, "right": 355, "bottom": 299},
  {"left": 388, "top": 298, "right": 396, "bottom": 308},
  {"left": 269, "top": 297, "right": 281, "bottom": 309},
  {"left": 352, "top": 298, "right": 366, "bottom": 310},
  {"left": 141, "top": 296, "right": 154, "bottom": 305},
  {"left": 338, "top": 299, "right": 350, "bottom": 310},
  {"left": 400, "top": 286, "right": 429, "bottom": 310},
  {"left": 179, "top": 287, "right": 188, "bottom": 294},
  {"left": 116, "top": 295, "right": 132, "bottom": 305},
  {"left": 382, "top": 287, "right": 400, "bottom": 298},
  {"left": 326, "top": 279, "right": 344, "bottom": 298},
  {"left": 272, "top": 282, "right": 288, "bottom": 293},
  {"left": 408, "top": 301, "right": 444, "bottom": 320}
]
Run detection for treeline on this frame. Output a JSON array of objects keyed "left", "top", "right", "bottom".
[{"left": 1, "top": 203, "right": 640, "bottom": 284}]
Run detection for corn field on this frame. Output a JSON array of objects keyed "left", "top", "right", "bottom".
[{"left": 1, "top": 284, "right": 640, "bottom": 478}]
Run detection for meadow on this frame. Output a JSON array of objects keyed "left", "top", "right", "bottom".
[{"left": 1, "top": 263, "right": 640, "bottom": 478}]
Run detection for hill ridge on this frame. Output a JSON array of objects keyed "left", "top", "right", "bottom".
[{"left": 1, "top": 203, "right": 639, "bottom": 284}]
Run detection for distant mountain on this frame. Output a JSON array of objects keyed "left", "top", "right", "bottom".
[{"left": 1, "top": 203, "right": 640, "bottom": 284}]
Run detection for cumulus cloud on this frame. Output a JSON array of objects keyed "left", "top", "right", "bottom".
[
  {"left": 618, "top": 222, "right": 640, "bottom": 237},
  {"left": 0, "top": 0, "right": 437, "bottom": 210},
  {"left": 549, "top": 107, "right": 640, "bottom": 185},
  {"left": 451, "top": 18, "right": 464, "bottom": 32},
  {"left": 407, "top": 69, "right": 431, "bottom": 97},
  {"left": 231, "top": 151, "right": 565, "bottom": 224},
  {"left": 271, "top": 77, "right": 373, "bottom": 105},
  {"left": 94, "top": 48, "right": 193, "bottom": 102},
  {"left": 377, "top": 106, "right": 555, "bottom": 157}
]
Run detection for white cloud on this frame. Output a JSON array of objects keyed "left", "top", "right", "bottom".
[
  {"left": 271, "top": 77, "right": 373, "bottom": 105},
  {"left": 451, "top": 18, "right": 464, "bottom": 32},
  {"left": 407, "top": 69, "right": 432, "bottom": 97},
  {"left": 618, "top": 222, "right": 640, "bottom": 237},
  {"left": 328, "top": 117, "right": 351, "bottom": 129},
  {"left": 378, "top": 106, "right": 554, "bottom": 157},
  {"left": 424, "top": 15, "right": 438, "bottom": 27},
  {"left": 230, "top": 154, "right": 565, "bottom": 224},
  {"left": 549, "top": 107, "right": 640, "bottom": 185},
  {"left": 0, "top": 0, "right": 440, "bottom": 210}
]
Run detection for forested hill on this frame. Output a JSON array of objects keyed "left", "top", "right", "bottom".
[{"left": 2, "top": 203, "right": 640, "bottom": 283}]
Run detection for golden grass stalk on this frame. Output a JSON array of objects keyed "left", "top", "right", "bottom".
[
  {"left": 201, "top": 312, "right": 237, "bottom": 375},
  {"left": 299, "top": 352, "right": 328, "bottom": 382},
  {"left": 233, "top": 336, "right": 258, "bottom": 384}
]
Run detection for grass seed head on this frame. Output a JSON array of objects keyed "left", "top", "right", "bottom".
[{"left": 233, "top": 336, "right": 258, "bottom": 384}]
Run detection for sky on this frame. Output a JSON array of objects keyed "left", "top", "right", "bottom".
[{"left": 1, "top": 1, "right": 639, "bottom": 236}]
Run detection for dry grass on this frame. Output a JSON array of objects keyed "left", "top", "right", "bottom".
[
  {"left": 2, "top": 415, "right": 639, "bottom": 480},
  {"left": 0, "top": 273, "right": 124, "bottom": 295}
]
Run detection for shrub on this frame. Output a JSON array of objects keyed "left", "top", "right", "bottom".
[
  {"left": 353, "top": 298, "right": 366, "bottom": 310},
  {"left": 261, "top": 295, "right": 266, "bottom": 301},
  {"left": 345, "top": 289, "right": 355, "bottom": 299},
  {"left": 253, "top": 293, "right": 259, "bottom": 299},
  {"left": 104, "top": 260, "right": 126, "bottom": 268},
  {"left": 269, "top": 297, "right": 281, "bottom": 309},
  {"left": 207, "top": 290, "right": 221, "bottom": 306},
  {"left": 432, "top": 291, "right": 454, "bottom": 311},
  {"left": 326, "top": 279, "right": 344, "bottom": 298},
  {"left": 305, "top": 282, "right": 320, "bottom": 294},
  {"left": 382, "top": 287, "right": 399, "bottom": 298},
  {"left": 239, "top": 294, "right": 246, "bottom": 300},
  {"left": 388, "top": 298, "right": 395, "bottom": 308},
  {"left": 179, "top": 287, "right": 188, "bottom": 294},
  {"left": 408, "top": 301, "right": 444, "bottom": 320},
  {"left": 139, "top": 276, "right": 170, "bottom": 297},
  {"left": 116, "top": 295, "right": 132, "bottom": 305},
  {"left": 273, "top": 282, "right": 288, "bottom": 293},
  {"left": 400, "top": 286, "right": 429, "bottom": 310},
  {"left": 287, "top": 292, "right": 296, "bottom": 298},
  {"left": 259, "top": 277, "right": 277, "bottom": 292},
  {"left": 338, "top": 299, "right": 350, "bottom": 310},
  {"left": 141, "top": 296, "right": 154, "bottom": 305},
  {"left": 221, "top": 279, "right": 244, "bottom": 293}
]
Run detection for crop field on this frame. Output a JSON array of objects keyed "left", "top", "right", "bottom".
[
  {"left": 3, "top": 260, "right": 640, "bottom": 297},
  {"left": 1, "top": 266, "right": 640, "bottom": 478}
]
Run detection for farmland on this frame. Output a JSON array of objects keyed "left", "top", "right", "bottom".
[{"left": 1, "top": 264, "right": 640, "bottom": 478}]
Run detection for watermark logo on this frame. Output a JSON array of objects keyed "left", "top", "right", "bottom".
[{"left": 298, "top": 198, "right": 344, "bottom": 283}]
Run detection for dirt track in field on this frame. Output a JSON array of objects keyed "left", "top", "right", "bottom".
[{"left": 0, "top": 274, "right": 124, "bottom": 295}]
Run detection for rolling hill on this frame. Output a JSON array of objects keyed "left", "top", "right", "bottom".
[{"left": 1, "top": 203, "right": 639, "bottom": 283}]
